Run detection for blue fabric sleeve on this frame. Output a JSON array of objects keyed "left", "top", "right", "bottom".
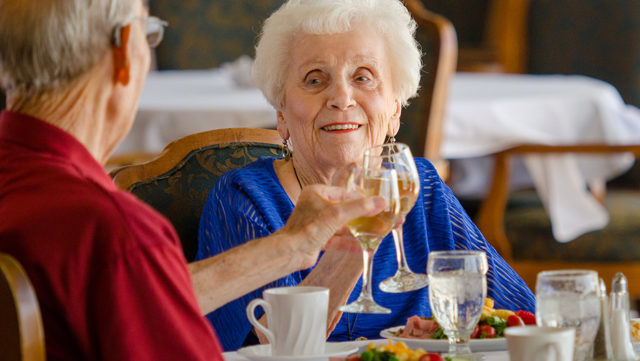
[{"left": 415, "top": 158, "right": 535, "bottom": 312}]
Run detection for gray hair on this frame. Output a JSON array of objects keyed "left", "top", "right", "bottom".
[
  {"left": 252, "top": 0, "right": 422, "bottom": 109},
  {"left": 0, "top": 0, "right": 136, "bottom": 95}
]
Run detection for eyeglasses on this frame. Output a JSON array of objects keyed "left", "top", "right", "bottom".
[{"left": 113, "top": 16, "right": 168, "bottom": 49}]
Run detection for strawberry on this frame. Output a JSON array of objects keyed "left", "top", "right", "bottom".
[
  {"left": 507, "top": 315, "right": 525, "bottom": 327},
  {"left": 515, "top": 310, "right": 536, "bottom": 325}
]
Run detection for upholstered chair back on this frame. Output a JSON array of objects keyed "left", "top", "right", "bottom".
[{"left": 111, "top": 129, "right": 283, "bottom": 262}]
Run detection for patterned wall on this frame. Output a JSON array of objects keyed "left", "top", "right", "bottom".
[
  {"left": 528, "top": 0, "right": 640, "bottom": 108},
  {"left": 151, "top": 0, "right": 285, "bottom": 69}
]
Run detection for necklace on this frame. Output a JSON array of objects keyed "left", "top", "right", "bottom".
[
  {"left": 346, "top": 312, "right": 359, "bottom": 341},
  {"left": 292, "top": 160, "right": 303, "bottom": 191}
]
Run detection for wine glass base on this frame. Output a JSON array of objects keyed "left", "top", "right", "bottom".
[
  {"left": 339, "top": 298, "right": 391, "bottom": 314},
  {"left": 443, "top": 352, "right": 486, "bottom": 361},
  {"left": 379, "top": 270, "right": 429, "bottom": 293}
]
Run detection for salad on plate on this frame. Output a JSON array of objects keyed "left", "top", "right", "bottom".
[{"left": 378, "top": 298, "right": 536, "bottom": 352}]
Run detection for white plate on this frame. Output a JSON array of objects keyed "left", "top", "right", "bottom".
[
  {"left": 237, "top": 343, "right": 358, "bottom": 361},
  {"left": 380, "top": 326, "right": 507, "bottom": 352}
]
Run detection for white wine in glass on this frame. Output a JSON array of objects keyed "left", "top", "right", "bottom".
[
  {"left": 339, "top": 165, "right": 400, "bottom": 314},
  {"left": 369, "top": 143, "right": 429, "bottom": 293}
]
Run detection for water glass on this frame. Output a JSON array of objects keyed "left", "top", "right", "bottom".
[
  {"left": 536, "top": 270, "right": 601, "bottom": 361},
  {"left": 427, "top": 250, "right": 488, "bottom": 360}
]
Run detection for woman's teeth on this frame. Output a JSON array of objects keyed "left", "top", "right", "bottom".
[{"left": 323, "top": 124, "right": 360, "bottom": 131}]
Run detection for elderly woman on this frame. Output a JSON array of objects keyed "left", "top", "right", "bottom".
[
  {"left": 0, "top": 0, "right": 385, "bottom": 360},
  {"left": 196, "top": 0, "right": 536, "bottom": 351}
]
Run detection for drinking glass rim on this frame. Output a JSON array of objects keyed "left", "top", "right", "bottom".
[
  {"left": 264, "top": 286, "right": 329, "bottom": 295},
  {"left": 364, "top": 143, "right": 410, "bottom": 156},
  {"left": 428, "top": 250, "right": 486, "bottom": 259},
  {"left": 537, "top": 269, "right": 598, "bottom": 280}
]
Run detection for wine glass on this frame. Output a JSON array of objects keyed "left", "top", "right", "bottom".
[
  {"left": 427, "top": 250, "right": 488, "bottom": 360},
  {"left": 535, "top": 270, "right": 601, "bottom": 361},
  {"left": 369, "top": 143, "right": 429, "bottom": 293},
  {"left": 339, "top": 156, "right": 401, "bottom": 314}
]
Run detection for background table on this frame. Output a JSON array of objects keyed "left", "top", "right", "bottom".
[{"left": 443, "top": 73, "right": 640, "bottom": 241}]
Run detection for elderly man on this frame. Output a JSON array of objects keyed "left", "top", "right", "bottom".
[{"left": 0, "top": 0, "right": 384, "bottom": 360}]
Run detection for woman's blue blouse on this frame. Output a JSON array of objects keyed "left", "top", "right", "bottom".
[{"left": 196, "top": 157, "right": 535, "bottom": 351}]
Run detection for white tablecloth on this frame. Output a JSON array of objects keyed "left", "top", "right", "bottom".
[
  {"left": 221, "top": 340, "right": 510, "bottom": 361},
  {"left": 114, "top": 69, "right": 276, "bottom": 155},
  {"left": 115, "top": 70, "right": 640, "bottom": 242}
]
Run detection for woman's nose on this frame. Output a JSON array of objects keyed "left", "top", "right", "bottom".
[{"left": 326, "top": 80, "right": 356, "bottom": 111}]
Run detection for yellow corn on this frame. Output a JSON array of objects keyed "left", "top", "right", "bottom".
[
  {"left": 370, "top": 341, "right": 431, "bottom": 361},
  {"left": 492, "top": 309, "right": 516, "bottom": 320},
  {"left": 485, "top": 298, "right": 495, "bottom": 309}
]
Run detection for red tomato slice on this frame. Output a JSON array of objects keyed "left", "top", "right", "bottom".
[{"left": 479, "top": 324, "right": 497, "bottom": 338}]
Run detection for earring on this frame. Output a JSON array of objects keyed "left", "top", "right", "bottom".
[
  {"left": 282, "top": 138, "right": 291, "bottom": 160},
  {"left": 387, "top": 135, "right": 396, "bottom": 144}
]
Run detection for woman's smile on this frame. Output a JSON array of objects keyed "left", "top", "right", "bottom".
[{"left": 320, "top": 122, "right": 363, "bottom": 133}]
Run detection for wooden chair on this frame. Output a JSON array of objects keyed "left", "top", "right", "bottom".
[
  {"left": 400, "top": 0, "right": 458, "bottom": 179},
  {"left": 476, "top": 144, "right": 640, "bottom": 296},
  {"left": 0, "top": 253, "right": 45, "bottom": 361},
  {"left": 111, "top": 128, "right": 283, "bottom": 262}
]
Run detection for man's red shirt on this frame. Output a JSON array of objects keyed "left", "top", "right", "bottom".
[{"left": 0, "top": 110, "right": 224, "bottom": 361}]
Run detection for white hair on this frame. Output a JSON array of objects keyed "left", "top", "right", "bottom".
[
  {"left": 0, "top": 0, "right": 136, "bottom": 95},
  {"left": 252, "top": 0, "right": 422, "bottom": 109}
]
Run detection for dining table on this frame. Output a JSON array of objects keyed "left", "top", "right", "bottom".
[
  {"left": 115, "top": 67, "right": 640, "bottom": 242},
  {"left": 221, "top": 340, "right": 510, "bottom": 361}
]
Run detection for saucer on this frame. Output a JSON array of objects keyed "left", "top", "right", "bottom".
[{"left": 237, "top": 343, "right": 358, "bottom": 361}]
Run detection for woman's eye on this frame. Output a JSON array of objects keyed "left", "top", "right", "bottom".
[
  {"left": 355, "top": 75, "right": 370, "bottom": 82},
  {"left": 306, "top": 78, "right": 322, "bottom": 86}
]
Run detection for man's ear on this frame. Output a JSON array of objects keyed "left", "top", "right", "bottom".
[{"left": 113, "top": 25, "right": 131, "bottom": 86}]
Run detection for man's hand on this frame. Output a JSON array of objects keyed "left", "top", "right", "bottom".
[{"left": 277, "top": 184, "right": 384, "bottom": 270}]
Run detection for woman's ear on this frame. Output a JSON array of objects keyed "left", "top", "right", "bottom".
[
  {"left": 389, "top": 99, "right": 402, "bottom": 136},
  {"left": 112, "top": 25, "right": 131, "bottom": 86},
  {"left": 276, "top": 111, "right": 290, "bottom": 140}
]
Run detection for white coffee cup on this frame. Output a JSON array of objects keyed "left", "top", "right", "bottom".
[
  {"left": 246, "top": 286, "right": 329, "bottom": 356},
  {"left": 505, "top": 326, "right": 575, "bottom": 361}
]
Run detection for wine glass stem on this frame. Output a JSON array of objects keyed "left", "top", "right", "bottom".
[
  {"left": 361, "top": 245, "right": 376, "bottom": 301},
  {"left": 391, "top": 226, "right": 411, "bottom": 272},
  {"left": 448, "top": 334, "right": 472, "bottom": 356}
]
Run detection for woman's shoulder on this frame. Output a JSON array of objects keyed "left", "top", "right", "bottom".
[
  {"left": 413, "top": 157, "right": 443, "bottom": 185},
  {"left": 215, "top": 157, "right": 279, "bottom": 189},
  {"left": 209, "top": 157, "right": 290, "bottom": 212}
]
